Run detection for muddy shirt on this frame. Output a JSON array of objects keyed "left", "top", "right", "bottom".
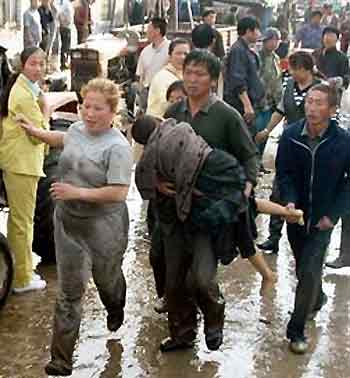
[{"left": 57, "top": 121, "right": 132, "bottom": 217}]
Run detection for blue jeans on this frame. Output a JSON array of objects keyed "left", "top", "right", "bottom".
[
  {"left": 255, "top": 109, "right": 272, "bottom": 156},
  {"left": 286, "top": 224, "right": 332, "bottom": 340}
]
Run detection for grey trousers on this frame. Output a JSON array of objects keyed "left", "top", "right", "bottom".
[{"left": 49, "top": 205, "right": 129, "bottom": 370}]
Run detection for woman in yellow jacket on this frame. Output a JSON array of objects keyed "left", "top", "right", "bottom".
[{"left": 0, "top": 47, "right": 49, "bottom": 293}]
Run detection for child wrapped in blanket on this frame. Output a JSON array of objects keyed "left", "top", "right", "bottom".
[{"left": 133, "top": 116, "right": 303, "bottom": 294}]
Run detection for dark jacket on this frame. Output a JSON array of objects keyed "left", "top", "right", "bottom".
[
  {"left": 223, "top": 37, "right": 265, "bottom": 113},
  {"left": 212, "top": 29, "right": 225, "bottom": 59},
  {"left": 276, "top": 119, "right": 350, "bottom": 229},
  {"left": 0, "top": 46, "right": 11, "bottom": 97},
  {"left": 313, "top": 47, "right": 350, "bottom": 88}
]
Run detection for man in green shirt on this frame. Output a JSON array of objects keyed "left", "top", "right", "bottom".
[{"left": 156, "top": 49, "right": 257, "bottom": 352}]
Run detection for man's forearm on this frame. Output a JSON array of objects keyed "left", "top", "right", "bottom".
[{"left": 239, "top": 91, "right": 253, "bottom": 110}]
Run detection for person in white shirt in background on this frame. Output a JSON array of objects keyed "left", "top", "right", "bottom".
[
  {"left": 147, "top": 38, "right": 191, "bottom": 119},
  {"left": 23, "top": 0, "right": 42, "bottom": 48},
  {"left": 58, "top": 0, "right": 74, "bottom": 70},
  {"left": 135, "top": 17, "right": 170, "bottom": 112}
]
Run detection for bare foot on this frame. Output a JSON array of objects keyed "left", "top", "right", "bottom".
[{"left": 260, "top": 273, "right": 277, "bottom": 296}]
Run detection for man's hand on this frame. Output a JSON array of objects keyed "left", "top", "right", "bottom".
[
  {"left": 156, "top": 179, "right": 176, "bottom": 197},
  {"left": 316, "top": 216, "right": 334, "bottom": 231},
  {"left": 244, "top": 181, "right": 253, "bottom": 198},
  {"left": 50, "top": 182, "right": 81, "bottom": 201},
  {"left": 243, "top": 104, "right": 255, "bottom": 124}
]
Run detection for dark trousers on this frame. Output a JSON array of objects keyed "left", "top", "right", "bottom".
[
  {"left": 160, "top": 219, "right": 225, "bottom": 343},
  {"left": 267, "top": 177, "right": 284, "bottom": 242},
  {"left": 59, "top": 27, "right": 71, "bottom": 68},
  {"left": 286, "top": 223, "right": 332, "bottom": 340}
]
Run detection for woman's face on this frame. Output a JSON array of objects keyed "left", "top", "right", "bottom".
[
  {"left": 81, "top": 90, "right": 115, "bottom": 134},
  {"left": 22, "top": 52, "right": 45, "bottom": 82}
]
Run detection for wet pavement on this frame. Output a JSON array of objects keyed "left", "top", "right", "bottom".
[{"left": 1, "top": 171, "right": 350, "bottom": 378}]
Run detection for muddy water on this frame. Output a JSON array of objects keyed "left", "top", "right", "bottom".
[{"left": 1, "top": 174, "right": 350, "bottom": 378}]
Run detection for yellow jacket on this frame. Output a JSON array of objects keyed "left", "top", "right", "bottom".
[{"left": 0, "top": 74, "right": 49, "bottom": 177}]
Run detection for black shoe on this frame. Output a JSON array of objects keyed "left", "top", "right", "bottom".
[
  {"left": 159, "top": 337, "right": 194, "bottom": 352},
  {"left": 326, "top": 257, "right": 350, "bottom": 269},
  {"left": 289, "top": 338, "right": 308, "bottom": 354},
  {"left": 45, "top": 361, "right": 72, "bottom": 376},
  {"left": 107, "top": 309, "right": 124, "bottom": 332},
  {"left": 205, "top": 329, "right": 223, "bottom": 351},
  {"left": 307, "top": 293, "right": 328, "bottom": 321},
  {"left": 257, "top": 239, "right": 279, "bottom": 254}
]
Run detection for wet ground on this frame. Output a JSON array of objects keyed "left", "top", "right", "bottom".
[{"left": 1, "top": 169, "right": 350, "bottom": 378}]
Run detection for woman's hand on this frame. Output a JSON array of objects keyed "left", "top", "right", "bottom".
[
  {"left": 156, "top": 179, "right": 176, "bottom": 197},
  {"left": 17, "top": 114, "right": 38, "bottom": 136},
  {"left": 50, "top": 182, "right": 81, "bottom": 201}
]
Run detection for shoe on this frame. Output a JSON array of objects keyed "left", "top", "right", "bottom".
[
  {"left": 257, "top": 239, "right": 279, "bottom": 254},
  {"left": 307, "top": 293, "right": 328, "bottom": 321},
  {"left": 159, "top": 337, "right": 194, "bottom": 352},
  {"left": 45, "top": 360, "right": 72, "bottom": 376},
  {"left": 289, "top": 338, "right": 308, "bottom": 354},
  {"left": 154, "top": 297, "right": 168, "bottom": 314},
  {"left": 205, "top": 329, "right": 223, "bottom": 351},
  {"left": 13, "top": 278, "right": 46, "bottom": 294},
  {"left": 107, "top": 309, "right": 124, "bottom": 332},
  {"left": 259, "top": 166, "right": 271, "bottom": 174},
  {"left": 326, "top": 257, "right": 350, "bottom": 269}
]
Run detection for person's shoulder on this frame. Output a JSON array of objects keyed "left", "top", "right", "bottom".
[
  {"left": 109, "top": 128, "right": 131, "bottom": 148},
  {"left": 213, "top": 100, "right": 243, "bottom": 120},
  {"left": 283, "top": 119, "right": 304, "bottom": 137}
]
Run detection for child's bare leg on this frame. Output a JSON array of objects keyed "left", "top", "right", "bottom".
[{"left": 248, "top": 253, "right": 276, "bottom": 295}]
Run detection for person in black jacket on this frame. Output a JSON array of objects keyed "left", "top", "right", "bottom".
[
  {"left": 276, "top": 83, "right": 350, "bottom": 354},
  {"left": 202, "top": 9, "right": 225, "bottom": 59},
  {"left": 0, "top": 46, "right": 11, "bottom": 98},
  {"left": 223, "top": 16, "right": 265, "bottom": 134},
  {"left": 313, "top": 26, "right": 350, "bottom": 89}
]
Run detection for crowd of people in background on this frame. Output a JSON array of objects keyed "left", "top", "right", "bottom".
[{"left": 2, "top": 1, "right": 350, "bottom": 376}]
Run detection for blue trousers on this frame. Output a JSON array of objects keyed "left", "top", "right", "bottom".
[{"left": 286, "top": 223, "right": 332, "bottom": 340}]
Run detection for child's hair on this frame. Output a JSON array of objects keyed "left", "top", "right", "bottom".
[
  {"left": 166, "top": 80, "right": 186, "bottom": 101},
  {"left": 131, "top": 115, "right": 159, "bottom": 145}
]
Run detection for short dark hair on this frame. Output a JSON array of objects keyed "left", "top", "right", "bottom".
[
  {"left": 237, "top": 16, "right": 260, "bottom": 36},
  {"left": 131, "top": 115, "right": 159, "bottom": 145},
  {"left": 183, "top": 49, "right": 221, "bottom": 80},
  {"left": 166, "top": 80, "right": 186, "bottom": 101},
  {"left": 192, "top": 23, "right": 215, "bottom": 49},
  {"left": 310, "top": 10, "right": 323, "bottom": 19},
  {"left": 202, "top": 9, "right": 216, "bottom": 18},
  {"left": 168, "top": 38, "right": 191, "bottom": 56},
  {"left": 322, "top": 26, "right": 340, "bottom": 39},
  {"left": 307, "top": 82, "right": 338, "bottom": 107},
  {"left": 150, "top": 17, "right": 167, "bottom": 36},
  {"left": 288, "top": 51, "right": 314, "bottom": 72}
]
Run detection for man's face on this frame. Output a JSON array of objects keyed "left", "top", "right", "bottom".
[
  {"left": 183, "top": 62, "right": 215, "bottom": 99},
  {"left": 305, "top": 90, "right": 335, "bottom": 127},
  {"left": 246, "top": 28, "right": 260, "bottom": 44},
  {"left": 264, "top": 37, "right": 280, "bottom": 51},
  {"left": 289, "top": 67, "right": 309, "bottom": 83},
  {"left": 311, "top": 15, "right": 321, "bottom": 26},
  {"left": 31, "top": 0, "right": 39, "bottom": 9},
  {"left": 169, "top": 43, "right": 190, "bottom": 70},
  {"left": 323, "top": 32, "right": 338, "bottom": 49},
  {"left": 147, "top": 23, "right": 159, "bottom": 43},
  {"left": 203, "top": 13, "right": 216, "bottom": 26}
]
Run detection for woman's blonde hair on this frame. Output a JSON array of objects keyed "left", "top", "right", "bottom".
[{"left": 81, "top": 78, "right": 119, "bottom": 113}]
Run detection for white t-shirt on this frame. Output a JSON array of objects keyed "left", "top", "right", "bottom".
[{"left": 136, "top": 38, "right": 170, "bottom": 87}]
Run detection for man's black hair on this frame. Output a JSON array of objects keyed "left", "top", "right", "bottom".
[
  {"left": 166, "top": 80, "right": 186, "bottom": 101},
  {"left": 150, "top": 17, "right": 167, "bottom": 36},
  {"left": 202, "top": 9, "right": 216, "bottom": 18},
  {"left": 192, "top": 23, "right": 215, "bottom": 49},
  {"left": 183, "top": 49, "right": 221, "bottom": 80},
  {"left": 322, "top": 26, "right": 340, "bottom": 39},
  {"left": 168, "top": 38, "right": 191, "bottom": 56},
  {"left": 237, "top": 16, "right": 260, "bottom": 36}
]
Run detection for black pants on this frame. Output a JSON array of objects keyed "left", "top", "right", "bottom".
[
  {"left": 59, "top": 27, "right": 71, "bottom": 68},
  {"left": 160, "top": 218, "right": 225, "bottom": 343},
  {"left": 286, "top": 223, "right": 332, "bottom": 340},
  {"left": 267, "top": 176, "right": 284, "bottom": 243}
]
